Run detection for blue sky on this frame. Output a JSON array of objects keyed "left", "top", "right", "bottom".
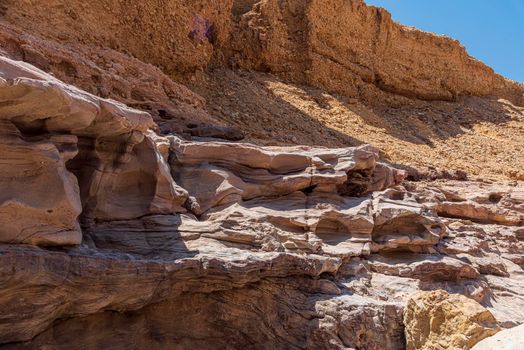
[{"left": 365, "top": 0, "right": 524, "bottom": 83}]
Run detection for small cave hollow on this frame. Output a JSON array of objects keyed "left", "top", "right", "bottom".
[
  {"left": 488, "top": 193, "right": 503, "bottom": 204},
  {"left": 372, "top": 216, "right": 428, "bottom": 241},
  {"left": 337, "top": 169, "right": 372, "bottom": 197}
]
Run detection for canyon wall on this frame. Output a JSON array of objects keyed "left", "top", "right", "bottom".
[
  {"left": 1, "top": 0, "right": 523, "bottom": 105},
  {"left": 229, "top": 0, "right": 524, "bottom": 104},
  {"left": 0, "top": 52, "right": 523, "bottom": 350},
  {"left": 0, "top": 0, "right": 523, "bottom": 349}
]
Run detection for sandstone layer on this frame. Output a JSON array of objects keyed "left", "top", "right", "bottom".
[
  {"left": 0, "top": 56, "right": 523, "bottom": 349},
  {"left": 0, "top": 0, "right": 523, "bottom": 349}
]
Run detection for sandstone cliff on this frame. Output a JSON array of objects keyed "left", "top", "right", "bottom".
[
  {"left": 0, "top": 1, "right": 523, "bottom": 349},
  {"left": 1, "top": 0, "right": 523, "bottom": 180},
  {"left": 2, "top": 0, "right": 523, "bottom": 105}
]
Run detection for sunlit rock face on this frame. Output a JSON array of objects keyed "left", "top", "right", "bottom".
[
  {"left": 404, "top": 290, "right": 500, "bottom": 350},
  {"left": 472, "top": 323, "right": 524, "bottom": 350},
  {"left": 0, "top": 0, "right": 523, "bottom": 347},
  {"left": 0, "top": 57, "right": 523, "bottom": 349}
]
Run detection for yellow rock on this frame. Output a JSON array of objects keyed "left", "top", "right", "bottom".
[{"left": 404, "top": 290, "right": 500, "bottom": 350}]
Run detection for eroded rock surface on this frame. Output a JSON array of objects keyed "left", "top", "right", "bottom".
[
  {"left": 229, "top": 0, "right": 524, "bottom": 105},
  {"left": 0, "top": 0, "right": 523, "bottom": 348},
  {"left": 0, "top": 120, "right": 81, "bottom": 245},
  {"left": 2, "top": 0, "right": 522, "bottom": 105},
  {"left": 0, "top": 56, "right": 156, "bottom": 245},
  {"left": 1, "top": 1, "right": 523, "bottom": 181},
  {"left": 0, "top": 56, "right": 523, "bottom": 349},
  {"left": 404, "top": 290, "right": 500, "bottom": 350}
]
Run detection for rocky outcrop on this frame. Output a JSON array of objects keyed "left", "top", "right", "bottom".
[
  {"left": 0, "top": 56, "right": 523, "bottom": 349},
  {"left": 404, "top": 290, "right": 500, "bottom": 350},
  {"left": 0, "top": 56, "right": 159, "bottom": 245},
  {"left": 230, "top": 0, "right": 524, "bottom": 103},
  {"left": 0, "top": 0, "right": 523, "bottom": 348},
  {"left": 1, "top": 0, "right": 523, "bottom": 182},
  {"left": 429, "top": 181, "right": 524, "bottom": 225},
  {"left": 0, "top": 23, "right": 244, "bottom": 140},
  {"left": 0, "top": 0, "right": 234, "bottom": 78},
  {"left": 1, "top": 0, "right": 523, "bottom": 105},
  {"left": 170, "top": 136, "right": 405, "bottom": 210},
  {"left": 0, "top": 120, "right": 82, "bottom": 245}
]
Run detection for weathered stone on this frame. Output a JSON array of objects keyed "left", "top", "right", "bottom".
[
  {"left": 404, "top": 290, "right": 500, "bottom": 350},
  {"left": 0, "top": 120, "right": 81, "bottom": 245},
  {"left": 0, "top": 56, "right": 188, "bottom": 245},
  {"left": 0, "top": 56, "right": 524, "bottom": 348},
  {"left": 0, "top": 2, "right": 523, "bottom": 348},
  {"left": 169, "top": 135, "right": 405, "bottom": 213}
]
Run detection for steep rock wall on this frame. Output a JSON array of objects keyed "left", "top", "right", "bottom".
[
  {"left": 228, "top": 0, "right": 524, "bottom": 104},
  {"left": 1, "top": 0, "right": 523, "bottom": 105},
  {"left": 0, "top": 0, "right": 234, "bottom": 77}
]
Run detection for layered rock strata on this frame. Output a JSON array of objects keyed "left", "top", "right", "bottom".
[
  {"left": 0, "top": 57, "right": 523, "bottom": 349},
  {"left": 0, "top": 56, "right": 157, "bottom": 245}
]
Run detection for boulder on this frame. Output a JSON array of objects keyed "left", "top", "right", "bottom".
[{"left": 404, "top": 290, "right": 500, "bottom": 350}]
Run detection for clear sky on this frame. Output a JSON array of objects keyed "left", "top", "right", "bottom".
[{"left": 365, "top": 0, "right": 524, "bottom": 83}]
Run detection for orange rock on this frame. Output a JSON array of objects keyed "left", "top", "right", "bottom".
[{"left": 404, "top": 290, "right": 500, "bottom": 350}]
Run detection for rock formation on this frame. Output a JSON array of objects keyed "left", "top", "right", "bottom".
[
  {"left": 2, "top": 0, "right": 523, "bottom": 105},
  {"left": 0, "top": 0, "right": 523, "bottom": 349},
  {"left": 1, "top": 1, "right": 523, "bottom": 179},
  {"left": 404, "top": 290, "right": 500, "bottom": 350}
]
